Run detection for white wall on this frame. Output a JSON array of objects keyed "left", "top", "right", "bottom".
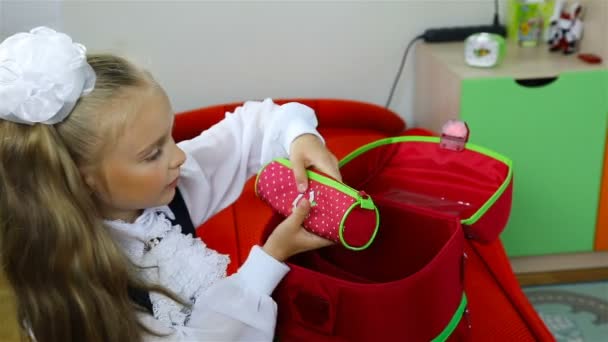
[
  {"left": 2, "top": 0, "right": 507, "bottom": 127},
  {"left": 580, "top": 0, "right": 608, "bottom": 61},
  {"left": 1, "top": 1, "right": 63, "bottom": 38}
]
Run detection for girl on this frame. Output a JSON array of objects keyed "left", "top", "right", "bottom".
[{"left": 0, "top": 27, "right": 340, "bottom": 341}]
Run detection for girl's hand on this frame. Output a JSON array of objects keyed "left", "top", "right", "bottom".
[
  {"left": 289, "top": 134, "right": 341, "bottom": 193},
  {"left": 263, "top": 199, "right": 334, "bottom": 262}
]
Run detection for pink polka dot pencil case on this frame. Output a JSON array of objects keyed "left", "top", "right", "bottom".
[{"left": 255, "top": 158, "right": 379, "bottom": 250}]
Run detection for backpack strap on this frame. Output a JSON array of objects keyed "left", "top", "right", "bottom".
[{"left": 127, "top": 189, "right": 196, "bottom": 314}]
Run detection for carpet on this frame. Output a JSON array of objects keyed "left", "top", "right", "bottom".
[{"left": 523, "top": 281, "right": 608, "bottom": 342}]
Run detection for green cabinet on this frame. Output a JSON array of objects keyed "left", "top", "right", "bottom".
[
  {"left": 414, "top": 42, "right": 608, "bottom": 257},
  {"left": 460, "top": 71, "right": 608, "bottom": 256}
]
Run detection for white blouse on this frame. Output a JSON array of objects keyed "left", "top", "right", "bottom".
[{"left": 104, "top": 99, "right": 322, "bottom": 341}]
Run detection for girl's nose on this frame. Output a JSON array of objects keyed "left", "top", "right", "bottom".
[{"left": 170, "top": 140, "right": 186, "bottom": 169}]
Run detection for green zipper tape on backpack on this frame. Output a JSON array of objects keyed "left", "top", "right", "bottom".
[
  {"left": 431, "top": 292, "right": 468, "bottom": 342},
  {"left": 255, "top": 158, "right": 380, "bottom": 251},
  {"left": 339, "top": 136, "right": 513, "bottom": 226}
]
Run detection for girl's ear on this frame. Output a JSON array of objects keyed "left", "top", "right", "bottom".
[{"left": 79, "top": 166, "right": 100, "bottom": 194}]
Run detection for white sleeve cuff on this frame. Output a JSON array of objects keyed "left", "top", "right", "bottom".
[
  {"left": 278, "top": 102, "right": 325, "bottom": 154},
  {"left": 237, "top": 245, "right": 290, "bottom": 295}
]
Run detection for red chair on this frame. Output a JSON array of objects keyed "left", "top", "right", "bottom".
[{"left": 172, "top": 98, "right": 554, "bottom": 341}]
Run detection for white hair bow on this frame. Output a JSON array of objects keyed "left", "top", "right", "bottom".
[{"left": 0, "top": 26, "right": 96, "bottom": 125}]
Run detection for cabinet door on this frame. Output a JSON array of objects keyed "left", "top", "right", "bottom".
[{"left": 460, "top": 70, "right": 608, "bottom": 256}]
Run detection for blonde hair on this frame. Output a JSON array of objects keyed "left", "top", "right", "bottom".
[{"left": 0, "top": 54, "right": 181, "bottom": 341}]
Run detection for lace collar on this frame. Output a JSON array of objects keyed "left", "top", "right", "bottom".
[{"left": 103, "top": 205, "right": 230, "bottom": 327}]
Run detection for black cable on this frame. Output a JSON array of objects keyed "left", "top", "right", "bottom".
[
  {"left": 493, "top": 0, "right": 500, "bottom": 26},
  {"left": 385, "top": 34, "right": 424, "bottom": 109},
  {"left": 385, "top": 1, "right": 499, "bottom": 109}
]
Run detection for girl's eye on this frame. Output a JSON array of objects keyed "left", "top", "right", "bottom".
[{"left": 145, "top": 148, "right": 162, "bottom": 161}]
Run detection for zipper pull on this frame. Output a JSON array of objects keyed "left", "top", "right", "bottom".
[{"left": 358, "top": 191, "right": 375, "bottom": 210}]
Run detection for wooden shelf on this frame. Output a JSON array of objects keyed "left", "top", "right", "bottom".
[
  {"left": 511, "top": 251, "right": 608, "bottom": 285},
  {"left": 418, "top": 41, "right": 606, "bottom": 81},
  {"left": 511, "top": 251, "right": 608, "bottom": 272},
  {"left": 516, "top": 267, "right": 608, "bottom": 286}
]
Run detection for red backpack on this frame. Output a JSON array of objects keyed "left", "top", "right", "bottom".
[{"left": 262, "top": 135, "right": 513, "bottom": 341}]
